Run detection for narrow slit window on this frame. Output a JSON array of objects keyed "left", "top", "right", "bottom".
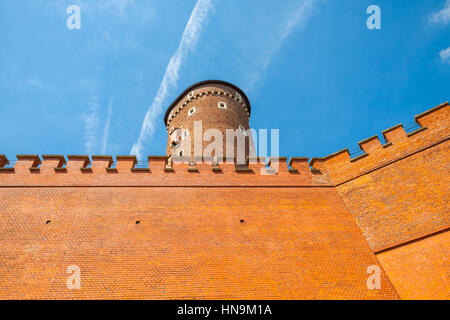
[
  {"left": 188, "top": 107, "right": 196, "bottom": 117},
  {"left": 239, "top": 125, "right": 247, "bottom": 135}
]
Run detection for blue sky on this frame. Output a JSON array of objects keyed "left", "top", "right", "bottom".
[{"left": 0, "top": 0, "right": 449, "bottom": 162}]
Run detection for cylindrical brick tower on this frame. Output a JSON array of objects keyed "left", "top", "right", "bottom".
[{"left": 164, "top": 80, "right": 254, "bottom": 163}]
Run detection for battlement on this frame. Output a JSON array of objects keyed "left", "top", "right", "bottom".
[
  {"left": 309, "top": 101, "right": 449, "bottom": 185},
  {"left": 166, "top": 87, "right": 250, "bottom": 127},
  {"left": 0, "top": 154, "right": 332, "bottom": 187},
  {"left": 2, "top": 102, "right": 447, "bottom": 188}
]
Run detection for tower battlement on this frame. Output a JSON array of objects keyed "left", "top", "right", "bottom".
[{"left": 1, "top": 102, "right": 447, "bottom": 188}]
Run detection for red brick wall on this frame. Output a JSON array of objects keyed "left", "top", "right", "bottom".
[
  {"left": 310, "top": 103, "right": 449, "bottom": 250},
  {"left": 311, "top": 102, "right": 449, "bottom": 299},
  {"left": 0, "top": 186, "right": 398, "bottom": 299},
  {"left": 0, "top": 101, "right": 447, "bottom": 299},
  {"left": 337, "top": 141, "right": 449, "bottom": 251},
  {"left": 376, "top": 230, "right": 449, "bottom": 300}
]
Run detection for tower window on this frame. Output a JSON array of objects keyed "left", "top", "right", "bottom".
[
  {"left": 183, "top": 129, "right": 189, "bottom": 138},
  {"left": 235, "top": 92, "right": 242, "bottom": 100},
  {"left": 239, "top": 125, "right": 247, "bottom": 135},
  {"left": 188, "top": 91, "right": 195, "bottom": 98},
  {"left": 178, "top": 150, "right": 183, "bottom": 157},
  {"left": 188, "top": 107, "right": 196, "bottom": 116},
  {"left": 218, "top": 102, "right": 227, "bottom": 109},
  {"left": 170, "top": 140, "right": 179, "bottom": 148},
  {"left": 171, "top": 128, "right": 180, "bottom": 142}
]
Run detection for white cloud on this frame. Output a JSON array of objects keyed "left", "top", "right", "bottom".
[
  {"left": 101, "top": 98, "right": 114, "bottom": 154},
  {"left": 439, "top": 47, "right": 450, "bottom": 64},
  {"left": 130, "top": 0, "right": 214, "bottom": 159},
  {"left": 84, "top": 95, "right": 100, "bottom": 154},
  {"left": 245, "top": 0, "right": 318, "bottom": 91},
  {"left": 430, "top": 0, "right": 450, "bottom": 24}
]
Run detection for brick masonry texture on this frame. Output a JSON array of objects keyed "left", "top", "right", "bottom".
[
  {"left": 377, "top": 230, "right": 449, "bottom": 300},
  {"left": 0, "top": 187, "right": 398, "bottom": 299},
  {"left": 337, "top": 142, "right": 449, "bottom": 251},
  {"left": 0, "top": 79, "right": 448, "bottom": 299},
  {"left": 166, "top": 83, "right": 253, "bottom": 160},
  {"left": 309, "top": 101, "right": 449, "bottom": 299}
]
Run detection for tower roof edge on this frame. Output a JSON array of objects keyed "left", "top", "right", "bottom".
[{"left": 163, "top": 80, "right": 251, "bottom": 126}]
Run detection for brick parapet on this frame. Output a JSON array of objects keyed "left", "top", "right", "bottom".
[
  {"left": 309, "top": 102, "right": 449, "bottom": 185},
  {"left": 0, "top": 156, "right": 332, "bottom": 187}
]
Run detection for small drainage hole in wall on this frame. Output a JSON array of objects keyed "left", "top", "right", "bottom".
[
  {"left": 46, "top": 220, "right": 51, "bottom": 224},
  {"left": 240, "top": 219, "right": 244, "bottom": 223},
  {"left": 136, "top": 221, "right": 140, "bottom": 225}
]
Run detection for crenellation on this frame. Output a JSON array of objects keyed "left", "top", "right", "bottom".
[
  {"left": 67, "top": 155, "right": 90, "bottom": 173},
  {"left": 0, "top": 154, "right": 9, "bottom": 168},
  {"left": 166, "top": 87, "right": 250, "bottom": 125},
  {"left": 414, "top": 101, "right": 449, "bottom": 129},
  {"left": 306, "top": 102, "right": 449, "bottom": 185},
  {"left": 267, "top": 156, "right": 289, "bottom": 173},
  {"left": 358, "top": 135, "right": 383, "bottom": 153},
  {"left": 0, "top": 103, "right": 446, "bottom": 187},
  {"left": 147, "top": 156, "right": 168, "bottom": 173},
  {"left": 382, "top": 124, "right": 408, "bottom": 144},
  {"left": 310, "top": 149, "right": 351, "bottom": 170},
  {"left": 116, "top": 155, "right": 137, "bottom": 171},
  {"left": 16, "top": 154, "right": 41, "bottom": 173},
  {"left": 41, "top": 155, "right": 66, "bottom": 173},
  {"left": 247, "top": 156, "right": 266, "bottom": 173},
  {"left": 350, "top": 152, "right": 368, "bottom": 162},
  {"left": 170, "top": 157, "right": 192, "bottom": 173},
  {"left": 406, "top": 126, "right": 427, "bottom": 137},
  {"left": 288, "top": 157, "right": 309, "bottom": 173},
  {"left": 0, "top": 153, "right": 339, "bottom": 187},
  {"left": 91, "top": 155, "right": 113, "bottom": 172}
]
